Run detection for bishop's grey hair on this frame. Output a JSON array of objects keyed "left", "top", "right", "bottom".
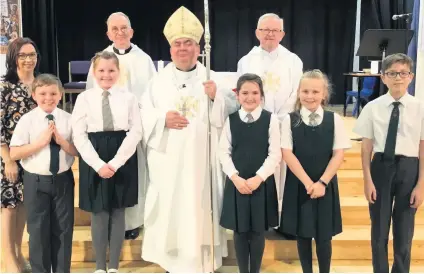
[
  {"left": 106, "top": 12, "right": 132, "bottom": 28},
  {"left": 257, "top": 13, "right": 284, "bottom": 30}
]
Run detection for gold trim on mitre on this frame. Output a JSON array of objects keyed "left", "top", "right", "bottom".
[{"left": 163, "top": 6, "right": 204, "bottom": 45}]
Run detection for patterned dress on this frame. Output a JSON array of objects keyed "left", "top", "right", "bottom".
[{"left": 1, "top": 81, "right": 37, "bottom": 208}]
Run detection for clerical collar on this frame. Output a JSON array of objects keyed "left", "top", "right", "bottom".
[
  {"left": 174, "top": 64, "right": 198, "bottom": 82},
  {"left": 176, "top": 65, "right": 197, "bottom": 72},
  {"left": 261, "top": 46, "right": 279, "bottom": 59},
  {"left": 113, "top": 45, "right": 132, "bottom": 55}
]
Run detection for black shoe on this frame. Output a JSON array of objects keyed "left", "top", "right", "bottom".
[
  {"left": 274, "top": 228, "right": 297, "bottom": 240},
  {"left": 125, "top": 227, "right": 141, "bottom": 240}
]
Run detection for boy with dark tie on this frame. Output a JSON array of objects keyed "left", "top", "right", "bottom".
[
  {"left": 9, "top": 74, "right": 78, "bottom": 273},
  {"left": 354, "top": 53, "right": 424, "bottom": 273}
]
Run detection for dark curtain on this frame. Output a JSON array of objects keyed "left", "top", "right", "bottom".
[
  {"left": 23, "top": 0, "right": 357, "bottom": 104},
  {"left": 360, "top": 0, "right": 412, "bottom": 61},
  {"left": 359, "top": 0, "right": 414, "bottom": 97},
  {"left": 21, "top": 0, "right": 57, "bottom": 75},
  {"left": 407, "top": 0, "right": 420, "bottom": 95}
]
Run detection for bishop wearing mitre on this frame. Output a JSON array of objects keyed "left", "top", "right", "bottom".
[{"left": 140, "top": 6, "right": 238, "bottom": 273}]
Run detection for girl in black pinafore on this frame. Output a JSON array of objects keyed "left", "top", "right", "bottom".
[
  {"left": 278, "top": 70, "right": 351, "bottom": 273},
  {"left": 219, "top": 73, "right": 281, "bottom": 273}
]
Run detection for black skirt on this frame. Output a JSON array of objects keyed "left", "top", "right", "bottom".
[
  {"left": 79, "top": 130, "right": 138, "bottom": 213},
  {"left": 220, "top": 176, "right": 279, "bottom": 233},
  {"left": 279, "top": 174, "right": 342, "bottom": 240}
]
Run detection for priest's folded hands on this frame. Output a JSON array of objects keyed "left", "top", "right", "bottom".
[
  {"left": 203, "top": 80, "right": 216, "bottom": 100},
  {"left": 165, "top": 110, "right": 189, "bottom": 130}
]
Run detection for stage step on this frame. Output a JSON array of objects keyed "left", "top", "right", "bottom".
[
  {"left": 70, "top": 142, "right": 362, "bottom": 174},
  {"left": 340, "top": 197, "right": 424, "bottom": 225},
  {"left": 68, "top": 259, "right": 424, "bottom": 273},
  {"left": 73, "top": 197, "right": 424, "bottom": 227},
  {"left": 73, "top": 169, "right": 424, "bottom": 226},
  {"left": 20, "top": 225, "right": 424, "bottom": 262}
]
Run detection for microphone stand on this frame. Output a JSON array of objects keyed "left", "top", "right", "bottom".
[{"left": 393, "top": 13, "right": 412, "bottom": 56}]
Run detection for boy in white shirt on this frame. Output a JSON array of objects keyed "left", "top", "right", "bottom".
[
  {"left": 10, "top": 74, "right": 78, "bottom": 273},
  {"left": 354, "top": 53, "right": 424, "bottom": 273}
]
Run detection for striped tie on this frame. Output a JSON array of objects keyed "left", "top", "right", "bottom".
[
  {"left": 309, "top": 112, "right": 318, "bottom": 127},
  {"left": 102, "top": 90, "right": 114, "bottom": 131},
  {"left": 246, "top": 113, "right": 254, "bottom": 123}
]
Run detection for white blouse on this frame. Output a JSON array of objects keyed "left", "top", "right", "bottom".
[
  {"left": 219, "top": 106, "right": 281, "bottom": 181},
  {"left": 280, "top": 106, "right": 352, "bottom": 150},
  {"left": 71, "top": 86, "right": 142, "bottom": 172}
]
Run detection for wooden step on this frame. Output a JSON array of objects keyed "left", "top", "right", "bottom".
[
  {"left": 340, "top": 155, "right": 362, "bottom": 170},
  {"left": 67, "top": 259, "right": 424, "bottom": 273},
  {"left": 20, "top": 225, "right": 424, "bottom": 262},
  {"left": 70, "top": 145, "right": 362, "bottom": 173},
  {"left": 340, "top": 197, "right": 424, "bottom": 225},
  {"left": 73, "top": 170, "right": 366, "bottom": 205},
  {"left": 74, "top": 196, "right": 424, "bottom": 227},
  {"left": 73, "top": 170, "right": 424, "bottom": 226}
]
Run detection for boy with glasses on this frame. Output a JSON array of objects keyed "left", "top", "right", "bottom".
[{"left": 354, "top": 53, "right": 424, "bottom": 273}]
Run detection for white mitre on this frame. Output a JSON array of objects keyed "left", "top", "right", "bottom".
[{"left": 163, "top": 6, "right": 204, "bottom": 44}]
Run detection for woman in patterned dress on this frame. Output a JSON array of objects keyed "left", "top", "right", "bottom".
[{"left": 1, "top": 37, "right": 39, "bottom": 273}]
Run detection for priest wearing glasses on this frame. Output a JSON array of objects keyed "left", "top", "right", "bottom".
[{"left": 238, "top": 14, "right": 303, "bottom": 230}]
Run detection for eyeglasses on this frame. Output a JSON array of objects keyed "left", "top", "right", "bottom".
[
  {"left": 110, "top": 26, "right": 129, "bottom": 34},
  {"left": 258, "top": 29, "right": 282, "bottom": 34},
  {"left": 384, "top": 71, "right": 412, "bottom": 79},
  {"left": 17, "top": 53, "right": 37, "bottom": 61}
]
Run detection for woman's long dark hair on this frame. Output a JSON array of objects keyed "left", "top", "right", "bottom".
[{"left": 2, "top": 37, "right": 40, "bottom": 84}]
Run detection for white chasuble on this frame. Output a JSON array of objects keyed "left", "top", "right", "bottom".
[
  {"left": 86, "top": 43, "right": 157, "bottom": 231},
  {"left": 237, "top": 44, "right": 303, "bottom": 215},
  {"left": 141, "top": 62, "right": 238, "bottom": 272}
]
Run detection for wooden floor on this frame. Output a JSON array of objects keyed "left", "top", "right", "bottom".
[
  {"left": 3, "top": 116, "right": 424, "bottom": 273},
  {"left": 69, "top": 259, "right": 424, "bottom": 273}
]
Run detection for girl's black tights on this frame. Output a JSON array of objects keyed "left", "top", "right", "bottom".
[
  {"left": 297, "top": 236, "right": 332, "bottom": 273},
  {"left": 233, "top": 231, "right": 265, "bottom": 273}
]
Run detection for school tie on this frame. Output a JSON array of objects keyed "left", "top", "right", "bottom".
[
  {"left": 309, "top": 112, "right": 319, "bottom": 127},
  {"left": 46, "top": 114, "right": 60, "bottom": 175},
  {"left": 384, "top": 101, "right": 401, "bottom": 161},
  {"left": 102, "top": 90, "right": 114, "bottom": 131},
  {"left": 246, "top": 113, "right": 254, "bottom": 123}
]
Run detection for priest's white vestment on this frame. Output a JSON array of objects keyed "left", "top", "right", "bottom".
[{"left": 141, "top": 62, "right": 237, "bottom": 272}]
